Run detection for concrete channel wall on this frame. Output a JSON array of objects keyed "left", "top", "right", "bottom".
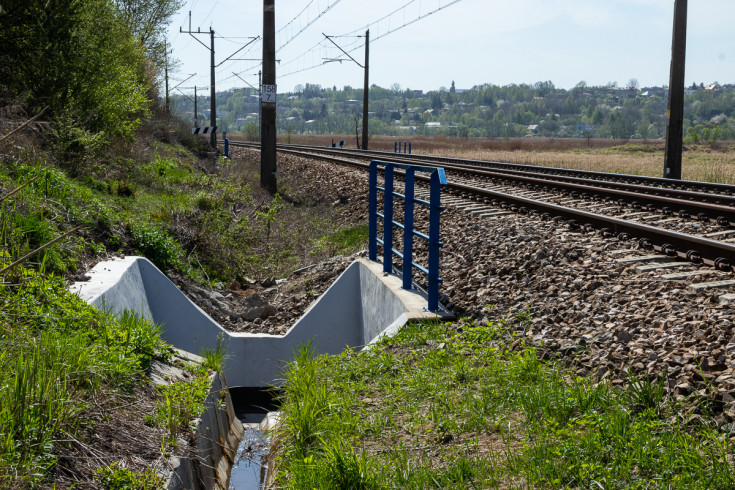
[
  {"left": 71, "top": 256, "right": 449, "bottom": 388},
  {"left": 165, "top": 371, "right": 244, "bottom": 490}
]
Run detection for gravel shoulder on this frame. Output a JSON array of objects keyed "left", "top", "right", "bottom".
[{"left": 175, "top": 148, "right": 735, "bottom": 421}]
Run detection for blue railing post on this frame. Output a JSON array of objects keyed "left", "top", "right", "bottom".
[
  {"left": 368, "top": 162, "right": 378, "bottom": 261},
  {"left": 394, "top": 141, "right": 398, "bottom": 153},
  {"left": 224, "top": 135, "right": 229, "bottom": 158},
  {"left": 403, "top": 168, "right": 416, "bottom": 290},
  {"left": 408, "top": 141, "right": 412, "bottom": 154},
  {"left": 367, "top": 160, "right": 446, "bottom": 311},
  {"left": 383, "top": 164, "right": 395, "bottom": 274},
  {"left": 428, "top": 169, "right": 445, "bottom": 311}
]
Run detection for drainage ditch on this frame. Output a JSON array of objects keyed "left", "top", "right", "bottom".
[
  {"left": 229, "top": 389, "right": 279, "bottom": 489},
  {"left": 72, "top": 256, "right": 452, "bottom": 488}
]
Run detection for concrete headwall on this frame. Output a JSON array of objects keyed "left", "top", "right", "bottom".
[{"left": 71, "top": 256, "right": 450, "bottom": 388}]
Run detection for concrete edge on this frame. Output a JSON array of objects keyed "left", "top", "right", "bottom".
[
  {"left": 165, "top": 372, "right": 244, "bottom": 490},
  {"left": 357, "top": 258, "right": 455, "bottom": 323}
]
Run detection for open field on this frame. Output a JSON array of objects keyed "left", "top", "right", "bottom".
[{"left": 269, "top": 135, "right": 735, "bottom": 184}]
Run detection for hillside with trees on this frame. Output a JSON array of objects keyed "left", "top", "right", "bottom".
[{"left": 179, "top": 80, "right": 735, "bottom": 144}]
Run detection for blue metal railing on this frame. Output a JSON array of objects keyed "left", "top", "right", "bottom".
[
  {"left": 368, "top": 160, "right": 447, "bottom": 311},
  {"left": 394, "top": 141, "right": 412, "bottom": 154}
]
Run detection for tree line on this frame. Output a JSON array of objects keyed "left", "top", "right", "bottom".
[
  {"left": 187, "top": 80, "right": 735, "bottom": 143},
  {"left": 1, "top": 0, "right": 181, "bottom": 167}
]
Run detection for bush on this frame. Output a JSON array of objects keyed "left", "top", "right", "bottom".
[{"left": 129, "top": 223, "right": 183, "bottom": 270}]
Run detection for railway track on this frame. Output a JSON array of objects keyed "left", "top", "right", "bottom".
[
  {"left": 230, "top": 140, "right": 735, "bottom": 279},
  {"left": 218, "top": 141, "right": 735, "bottom": 418}
]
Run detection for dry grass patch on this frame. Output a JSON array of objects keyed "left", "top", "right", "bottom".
[{"left": 287, "top": 134, "right": 735, "bottom": 184}]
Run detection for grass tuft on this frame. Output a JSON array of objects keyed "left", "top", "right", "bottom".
[{"left": 272, "top": 318, "right": 735, "bottom": 488}]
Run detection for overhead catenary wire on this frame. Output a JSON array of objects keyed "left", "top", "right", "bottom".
[
  {"left": 201, "top": 0, "right": 221, "bottom": 26},
  {"left": 214, "top": 38, "right": 262, "bottom": 78},
  {"left": 220, "top": 63, "right": 263, "bottom": 84},
  {"left": 276, "top": 0, "right": 343, "bottom": 51},
  {"left": 278, "top": 0, "right": 464, "bottom": 79}
]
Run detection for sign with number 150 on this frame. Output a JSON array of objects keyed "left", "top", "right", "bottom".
[{"left": 261, "top": 84, "right": 277, "bottom": 103}]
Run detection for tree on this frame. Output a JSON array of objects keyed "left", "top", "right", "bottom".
[
  {"left": 0, "top": 0, "right": 151, "bottom": 136},
  {"left": 112, "top": 0, "right": 183, "bottom": 70}
]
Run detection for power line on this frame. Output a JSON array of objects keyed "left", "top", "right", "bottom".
[
  {"left": 276, "top": 0, "right": 343, "bottom": 51},
  {"left": 220, "top": 63, "right": 263, "bottom": 84},
  {"left": 342, "top": 0, "right": 463, "bottom": 48},
  {"left": 278, "top": 0, "right": 464, "bottom": 79},
  {"left": 201, "top": 0, "right": 220, "bottom": 26},
  {"left": 214, "top": 39, "right": 262, "bottom": 78}
]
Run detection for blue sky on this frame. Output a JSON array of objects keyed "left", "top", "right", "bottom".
[{"left": 167, "top": 0, "right": 735, "bottom": 95}]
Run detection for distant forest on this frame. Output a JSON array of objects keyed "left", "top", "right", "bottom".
[{"left": 172, "top": 80, "right": 735, "bottom": 143}]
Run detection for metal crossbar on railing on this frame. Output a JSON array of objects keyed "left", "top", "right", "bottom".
[{"left": 368, "top": 160, "right": 447, "bottom": 311}]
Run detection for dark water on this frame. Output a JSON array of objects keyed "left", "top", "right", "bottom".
[
  {"left": 229, "top": 388, "right": 279, "bottom": 490},
  {"left": 229, "top": 416, "right": 269, "bottom": 490}
]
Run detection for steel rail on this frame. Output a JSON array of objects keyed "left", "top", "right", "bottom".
[
  {"left": 307, "top": 144, "right": 735, "bottom": 196},
  {"left": 229, "top": 141, "right": 735, "bottom": 271},
  {"left": 230, "top": 141, "right": 735, "bottom": 224}
]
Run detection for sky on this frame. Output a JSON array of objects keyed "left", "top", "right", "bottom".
[{"left": 167, "top": 0, "right": 735, "bottom": 97}]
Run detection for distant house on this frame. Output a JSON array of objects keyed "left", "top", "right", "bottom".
[
  {"left": 345, "top": 99, "right": 359, "bottom": 106},
  {"left": 425, "top": 122, "right": 441, "bottom": 128},
  {"left": 641, "top": 87, "right": 665, "bottom": 97},
  {"left": 527, "top": 124, "right": 539, "bottom": 134},
  {"left": 705, "top": 84, "right": 721, "bottom": 91}
]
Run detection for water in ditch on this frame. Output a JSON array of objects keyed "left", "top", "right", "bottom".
[{"left": 229, "top": 388, "right": 278, "bottom": 490}]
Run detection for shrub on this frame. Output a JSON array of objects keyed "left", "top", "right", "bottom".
[{"left": 129, "top": 223, "right": 183, "bottom": 270}]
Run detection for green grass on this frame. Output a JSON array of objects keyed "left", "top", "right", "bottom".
[
  {"left": 313, "top": 224, "right": 369, "bottom": 257},
  {"left": 200, "top": 333, "right": 228, "bottom": 373},
  {"left": 0, "top": 267, "right": 173, "bottom": 486},
  {"left": 147, "top": 374, "right": 211, "bottom": 446},
  {"left": 273, "top": 318, "right": 735, "bottom": 489},
  {"left": 0, "top": 114, "right": 375, "bottom": 485}
]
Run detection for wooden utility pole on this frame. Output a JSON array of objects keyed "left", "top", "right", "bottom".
[
  {"left": 261, "top": 0, "right": 277, "bottom": 194},
  {"left": 259, "top": 70, "right": 262, "bottom": 142},
  {"left": 362, "top": 29, "right": 369, "bottom": 150},
  {"left": 209, "top": 28, "right": 217, "bottom": 150},
  {"left": 664, "top": 0, "right": 687, "bottom": 180},
  {"left": 164, "top": 48, "right": 170, "bottom": 113}
]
